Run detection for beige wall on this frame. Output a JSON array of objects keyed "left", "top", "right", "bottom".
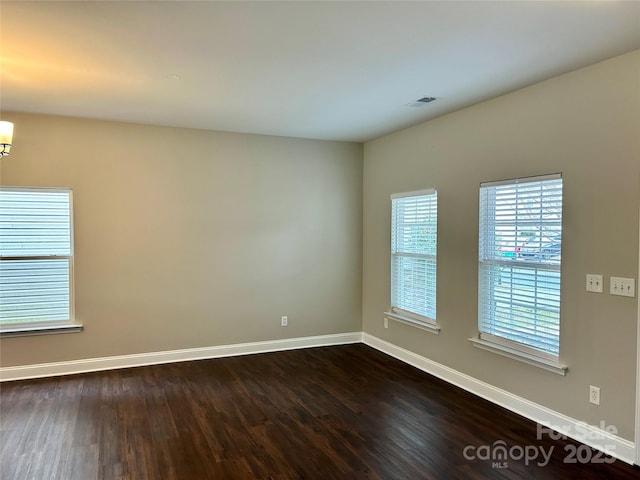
[
  {"left": 1, "top": 49, "right": 638, "bottom": 442},
  {"left": 0, "top": 114, "right": 363, "bottom": 365},
  {"left": 363, "top": 50, "right": 640, "bottom": 440}
]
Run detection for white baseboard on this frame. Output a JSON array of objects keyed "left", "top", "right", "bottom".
[
  {"left": 0, "top": 332, "right": 362, "bottom": 382},
  {"left": 362, "top": 333, "right": 635, "bottom": 465},
  {"left": 1, "top": 330, "right": 634, "bottom": 464}
]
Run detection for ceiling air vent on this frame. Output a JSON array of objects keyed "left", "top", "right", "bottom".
[{"left": 406, "top": 96, "right": 437, "bottom": 107}]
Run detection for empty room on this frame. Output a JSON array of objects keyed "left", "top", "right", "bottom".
[{"left": 1, "top": 1, "right": 639, "bottom": 479}]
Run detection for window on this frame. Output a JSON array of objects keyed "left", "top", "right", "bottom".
[
  {"left": 473, "top": 174, "right": 565, "bottom": 373},
  {"left": 386, "top": 189, "right": 439, "bottom": 333},
  {"left": 0, "top": 187, "right": 79, "bottom": 335}
]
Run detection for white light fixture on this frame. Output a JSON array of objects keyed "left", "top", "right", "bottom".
[{"left": 0, "top": 121, "right": 14, "bottom": 157}]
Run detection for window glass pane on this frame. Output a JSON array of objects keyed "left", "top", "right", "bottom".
[
  {"left": 479, "top": 264, "right": 560, "bottom": 354},
  {"left": 391, "top": 190, "right": 437, "bottom": 321},
  {"left": 0, "top": 190, "right": 71, "bottom": 257},
  {"left": 480, "top": 179, "right": 562, "bottom": 266},
  {"left": 0, "top": 188, "right": 73, "bottom": 328},
  {"left": 478, "top": 176, "right": 562, "bottom": 357},
  {"left": 392, "top": 196, "right": 437, "bottom": 256},
  {"left": 392, "top": 256, "right": 436, "bottom": 319},
  {"left": 0, "top": 259, "right": 70, "bottom": 325}
]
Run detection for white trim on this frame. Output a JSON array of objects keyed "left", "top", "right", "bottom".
[
  {"left": 636, "top": 196, "right": 640, "bottom": 466},
  {"left": 384, "top": 311, "right": 440, "bottom": 334},
  {"left": 390, "top": 188, "right": 435, "bottom": 199},
  {"left": 480, "top": 172, "right": 562, "bottom": 188},
  {"left": 363, "top": 333, "right": 634, "bottom": 465},
  {"left": 0, "top": 185, "right": 74, "bottom": 193},
  {"left": 0, "top": 323, "right": 83, "bottom": 338},
  {"left": 0, "top": 332, "right": 362, "bottom": 382},
  {"left": 1, "top": 329, "right": 634, "bottom": 464},
  {"left": 470, "top": 336, "right": 567, "bottom": 375},
  {"left": 479, "top": 332, "right": 559, "bottom": 363}
]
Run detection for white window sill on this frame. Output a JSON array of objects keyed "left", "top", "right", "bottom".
[
  {"left": 0, "top": 324, "right": 84, "bottom": 338},
  {"left": 384, "top": 311, "right": 441, "bottom": 335},
  {"left": 469, "top": 337, "right": 567, "bottom": 375}
]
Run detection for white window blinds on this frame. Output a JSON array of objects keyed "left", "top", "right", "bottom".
[
  {"left": 391, "top": 189, "right": 437, "bottom": 322},
  {"left": 478, "top": 174, "right": 562, "bottom": 358},
  {"left": 0, "top": 188, "right": 73, "bottom": 327}
]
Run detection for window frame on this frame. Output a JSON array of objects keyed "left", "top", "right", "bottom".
[
  {"left": 472, "top": 174, "right": 567, "bottom": 374},
  {"left": 385, "top": 188, "right": 440, "bottom": 334},
  {"left": 0, "top": 186, "right": 81, "bottom": 337}
]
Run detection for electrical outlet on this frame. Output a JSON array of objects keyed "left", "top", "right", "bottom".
[
  {"left": 586, "top": 274, "right": 603, "bottom": 293},
  {"left": 384, "top": 317, "right": 388, "bottom": 329},
  {"left": 280, "top": 315, "right": 288, "bottom": 327},
  {"left": 589, "top": 385, "right": 600, "bottom": 405},
  {"left": 610, "top": 277, "right": 635, "bottom": 297}
]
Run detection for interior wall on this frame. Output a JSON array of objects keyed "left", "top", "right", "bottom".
[
  {"left": 362, "top": 50, "right": 640, "bottom": 441},
  {"left": 0, "top": 114, "right": 363, "bottom": 366}
]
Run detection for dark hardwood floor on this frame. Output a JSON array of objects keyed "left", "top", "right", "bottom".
[{"left": 0, "top": 344, "right": 638, "bottom": 479}]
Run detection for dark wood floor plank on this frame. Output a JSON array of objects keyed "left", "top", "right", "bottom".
[{"left": 1, "top": 344, "right": 639, "bottom": 479}]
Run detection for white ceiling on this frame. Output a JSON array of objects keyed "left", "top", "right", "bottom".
[{"left": 1, "top": 1, "right": 639, "bottom": 142}]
